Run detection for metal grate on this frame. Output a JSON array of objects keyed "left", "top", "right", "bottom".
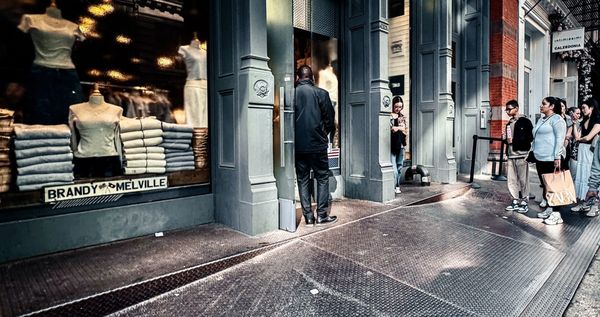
[
  {"left": 23, "top": 244, "right": 282, "bottom": 317},
  {"left": 293, "top": 0, "right": 310, "bottom": 31},
  {"left": 562, "top": 0, "right": 600, "bottom": 31},
  {"left": 311, "top": 0, "right": 338, "bottom": 38}
]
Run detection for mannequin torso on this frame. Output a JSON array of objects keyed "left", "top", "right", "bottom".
[
  {"left": 178, "top": 42, "right": 207, "bottom": 80},
  {"left": 18, "top": 9, "right": 84, "bottom": 69},
  {"left": 69, "top": 95, "right": 123, "bottom": 158}
]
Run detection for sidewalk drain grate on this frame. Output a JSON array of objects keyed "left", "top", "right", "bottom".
[
  {"left": 406, "top": 185, "right": 471, "bottom": 206},
  {"left": 23, "top": 244, "right": 281, "bottom": 317}
]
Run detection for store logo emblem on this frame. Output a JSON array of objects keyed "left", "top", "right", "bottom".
[{"left": 254, "top": 80, "right": 270, "bottom": 98}]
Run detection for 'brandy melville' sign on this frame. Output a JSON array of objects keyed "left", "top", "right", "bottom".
[
  {"left": 552, "top": 28, "right": 585, "bottom": 53},
  {"left": 44, "top": 176, "right": 168, "bottom": 202}
]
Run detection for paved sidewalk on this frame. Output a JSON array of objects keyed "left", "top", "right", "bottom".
[
  {"left": 1, "top": 175, "right": 598, "bottom": 316},
  {"left": 0, "top": 182, "right": 466, "bottom": 317}
]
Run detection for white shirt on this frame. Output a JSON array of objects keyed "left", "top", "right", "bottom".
[
  {"left": 18, "top": 14, "right": 84, "bottom": 69},
  {"left": 69, "top": 102, "right": 123, "bottom": 158},
  {"left": 178, "top": 45, "right": 207, "bottom": 80}
]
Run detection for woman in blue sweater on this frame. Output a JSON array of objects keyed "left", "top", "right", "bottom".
[{"left": 531, "top": 96, "right": 567, "bottom": 225}]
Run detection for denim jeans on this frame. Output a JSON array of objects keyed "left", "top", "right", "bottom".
[
  {"left": 391, "top": 148, "right": 405, "bottom": 187},
  {"left": 295, "top": 152, "right": 330, "bottom": 219},
  {"left": 25, "top": 65, "right": 84, "bottom": 125}
]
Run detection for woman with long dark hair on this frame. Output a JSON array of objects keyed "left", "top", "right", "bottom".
[
  {"left": 573, "top": 98, "right": 600, "bottom": 201},
  {"left": 531, "top": 96, "right": 567, "bottom": 225},
  {"left": 390, "top": 96, "right": 407, "bottom": 194}
]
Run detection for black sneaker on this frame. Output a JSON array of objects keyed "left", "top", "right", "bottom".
[
  {"left": 316, "top": 215, "right": 338, "bottom": 226},
  {"left": 505, "top": 199, "right": 519, "bottom": 211},
  {"left": 516, "top": 200, "right": 528, "bottom": 214}
]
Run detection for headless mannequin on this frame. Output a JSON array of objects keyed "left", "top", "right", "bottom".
[
  {"left": 69, "top": 85, "right": 123, "bottom": 178},
  {"left": 179, "top": 32, "right": 207, "bottom": 128},
  {"left": 19, "top": 0, "right": 85, "bottom": 124}
]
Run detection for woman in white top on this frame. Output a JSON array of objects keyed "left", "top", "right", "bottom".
[{"left": 531, "top": 96, "right": 567, "bottom": 225}]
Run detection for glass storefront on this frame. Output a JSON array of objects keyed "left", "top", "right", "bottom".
[{"left": 0, "top": 0, "right": 210, "bottom": 207}]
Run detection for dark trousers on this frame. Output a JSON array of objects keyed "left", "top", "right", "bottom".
[
  {"left": 536, "top": 160, "right": 566, "bottom": 211},
  {"left": 295, "top": 152, "right": 330, "bottom": 219},
  {"left": 74, "top": 156, "right": 122, "bottom": 178},
  {"left": 24, "top": 65, "right": 84, "bottom": 125}
]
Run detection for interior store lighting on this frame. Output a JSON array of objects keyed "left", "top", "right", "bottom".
[
  {"left": 79, "top": 16, "right": 101, "bottom": 38},
  {"left": 88, "top": 0, "right": 115, "bottom": 17},
  {"left": 156, "top": 56, "right": 175, "bottom": 68},
  {"left": 87, "top": 69, "right": 102, "bottom": 77},
  {"left": 116, "top": 35, "right": 132, "bottom": 44},
  {"left": 107, "top": 70, "right": 133, "bottom": 81}
]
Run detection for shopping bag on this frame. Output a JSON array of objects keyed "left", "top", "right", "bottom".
[{"left": 542, "top": 169, "right": 576, "bottom": 206}]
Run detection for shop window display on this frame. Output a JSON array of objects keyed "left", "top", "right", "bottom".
[
  {"left": 0, "top": 0, "right": 210, "bottom": 201},
  {"left": 295, "top": 29, "right": 340, "bottom": 167}
]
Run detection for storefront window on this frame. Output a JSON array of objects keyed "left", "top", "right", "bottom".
[
  {"left": 0, "top": 0, "right": 210, "bottom": 204},
  {"left": 294, "top": 12, "right": 340, "bottom": 169}
]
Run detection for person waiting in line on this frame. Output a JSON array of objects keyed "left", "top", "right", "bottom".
[
  {"left": 580, "top": 134, "right": 600, "bottom": 218},
  {"left": 571, "top": 98, "right": 600, "bottom": 212},
  {"left": 573, "top": 98, "right": 600, "bottom": 199},
  {"left": 294, "top": 65, "right": 337, "bottom": 226},
  {"left": 503, "top": 100, "right": 533, "bottom": 213},
  {"left": 530, "top": 96, "right": 567, "bottom": 225},
  {"left": 390, "top": 96, "right": 407, "bottom": 194},
  {"left": 565, "top": 106, "right": 582, "bottom": 181}
]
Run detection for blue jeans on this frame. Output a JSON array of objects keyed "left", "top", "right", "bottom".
[
  {"left": 25, "top": 65, "right": 84, "bottom": 125},
  {"left": 391, "top": 148, "right": 405, "bottom": 187}
]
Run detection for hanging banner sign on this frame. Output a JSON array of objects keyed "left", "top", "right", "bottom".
[
  {"left": 552, "top": 28, "right": 585, "bottom": 53},
  {"left": 44, "top": 176, "right": 168, "bottom": 202}
]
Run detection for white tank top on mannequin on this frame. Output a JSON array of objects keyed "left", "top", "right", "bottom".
[
  {"left": 18, "top": 13, "right": 84, "bottom": 69},
  {"left": 69, "top": 100, "right": 123, "bottom": 158},
  {"left": 178, "top": 45, "right": 207, "bottom": 80}
]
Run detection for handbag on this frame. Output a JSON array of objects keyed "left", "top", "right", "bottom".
[{"left": 542, "top": 169, "right": 577, "bottom": 206}]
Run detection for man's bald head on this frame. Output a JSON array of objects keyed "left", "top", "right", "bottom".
[{"left": 297, "top": 65, "right": 313, "bottom": 80}]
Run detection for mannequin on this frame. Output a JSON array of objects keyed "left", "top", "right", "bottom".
[
  {"left": 317, "top": 39, "right": 339, "bottom": 148},
  {"left": 19, "top": 0, "right": 85, "bottom": 125},
  {"left": 178, "top": 32, "right": 207, "bottom": 128},
  {"left": 69, "top": 84, "right": 123, "bottom": 178}
]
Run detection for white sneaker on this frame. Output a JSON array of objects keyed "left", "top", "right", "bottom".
[
  {"left": 505, "top": 199, "right": 519, "bottom": 211},
  {"left": 394, "top": 187, "right": 401, "bottom": 194},
  {"left": 539, "top": 199, "right": 548, "bottom": 208},
  {"left": 537, "top": 207, "right": 553, "bottom": 219},
  {"left": 543, "top": 212, "right": 564, "bottom": 225},
  {"left": 516, "top": 200, "right": 528, "bottom": 214}
]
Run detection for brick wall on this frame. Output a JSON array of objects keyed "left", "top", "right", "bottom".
[{"left": 489, "top": 0, "right": 519, "bottom": 152}]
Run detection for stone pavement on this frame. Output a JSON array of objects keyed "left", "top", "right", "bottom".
[{"left": 0, "top": 174, "right": 598, "bottom": 316}]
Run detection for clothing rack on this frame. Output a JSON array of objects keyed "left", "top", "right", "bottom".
[{"left": 80, "top": 81, "right": 169, "bottom": 93}]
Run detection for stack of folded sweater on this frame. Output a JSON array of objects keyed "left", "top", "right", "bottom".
[
  {"left": 192, "top": 128, "right": 208, "bottom": 169},
  {"left": 13, "top": 124, "right": 74, "bottom": 191},
  {"left": 120, "top": 117, "right": 166, "bottom": 175},
  {"left": 161, "top": 122, "right": 194, "bottom": 172},
  {"left": 0, "top": 109, "right": 14, "bottom": 192}
]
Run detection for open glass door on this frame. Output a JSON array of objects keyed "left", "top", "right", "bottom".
[{"left": 267, "top": 0, "right": 297, "bottom": 232}]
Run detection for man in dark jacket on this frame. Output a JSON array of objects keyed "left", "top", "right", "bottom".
[
  {"left": 294, "top": 65, "right": 337, "bottom": 226},
  {"left": 504, "top": 100, "right": 534, "bottom": 213}
]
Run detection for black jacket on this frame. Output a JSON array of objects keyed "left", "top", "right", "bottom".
[
  {"left": 294, "top": 80, "right": 335, "bottom": 153},
  {"left": 509, "top": 116, "right": 534, "bottom": 151}
]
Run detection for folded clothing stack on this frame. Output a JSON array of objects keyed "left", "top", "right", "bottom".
[
  {"left": 161, "top": 122, "right": 194, "bottom": 172},
  {"left": 120, "top": 117, "right": 166, "bottom": 175},
  {"left": 192, "top": 128, "right": 208, "bottom": 169},
  {"left": 0, "top": 109, "right": 14, "bottom": 192},
  {"left": 13, "top": 124, "right": 74, "bottom": 191}
]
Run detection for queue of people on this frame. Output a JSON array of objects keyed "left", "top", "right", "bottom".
[{"left": 504, "top": 96, "right": 600, "bottom": 226}]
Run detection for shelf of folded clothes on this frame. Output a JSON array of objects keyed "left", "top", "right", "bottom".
[
  {"left": 120, "top": 117, "right": 166, "bottom": 175},
  {"left": 0, "top": 109, "right": 14, "bottom": 193}
]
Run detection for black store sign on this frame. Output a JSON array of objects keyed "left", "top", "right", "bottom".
[{"left": 389, "top": 75, "right": 405, "bottom": 96}]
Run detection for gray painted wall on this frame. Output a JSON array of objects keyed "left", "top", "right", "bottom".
[
  {"left": 0, "top": 195, "right": 214, "bottom": 263},
  {"left": 211, "top": 0, "right": 279, "bottom": 235},
  {"left": 412, "top": 0, "right": 489, "bottom": 182},
  {"left": 343, "top": 0, "right": 394, "bottom": 202}
]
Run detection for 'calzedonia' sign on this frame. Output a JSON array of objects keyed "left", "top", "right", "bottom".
[
  {"left": 552, "top": 28, "right": 585, "bottom": 53},
  {"left": 44, "top": 176, "right": 168, "bottom": 202}
]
